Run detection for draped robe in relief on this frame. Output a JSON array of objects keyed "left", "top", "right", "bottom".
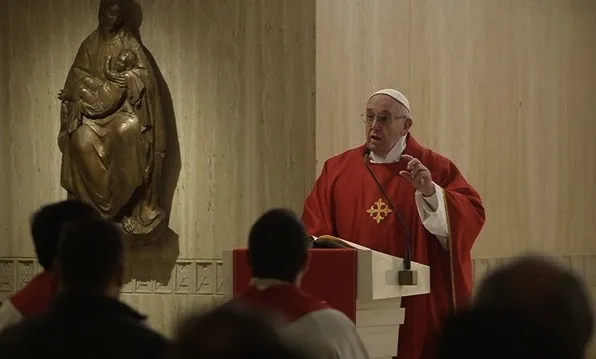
[{"left": 59, "top": 28, "right": 166, "bottom": 232}]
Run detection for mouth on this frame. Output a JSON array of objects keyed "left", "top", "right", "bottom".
[{"left": 369, "top": 134, "right": 382, "bottom": 142}]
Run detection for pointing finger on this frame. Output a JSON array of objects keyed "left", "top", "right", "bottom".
[
  {"left": 399, "top": 170, "right": 413, "bottom": 182},
  {"left": 401, "top": 154, "right": 413, "bottom": 162}
]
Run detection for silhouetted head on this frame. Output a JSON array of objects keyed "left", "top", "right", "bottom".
[
  {"left": 474, "top": 256, "right": 593, "bottom": 356},
  {"left": 247, "top": 208, "right": 311, "bottom": 284},
  {"left": 30, "top": 200, "right": 99, "bottom": 271},
  {"left": 438, "top": 307, "right": 574, "bottom": 359},
  {"left": 172, "top": 305, "right": 306, "bottom": 359},
  {"left": 55, "top": 217, "right": 124, "bottom": 298}
]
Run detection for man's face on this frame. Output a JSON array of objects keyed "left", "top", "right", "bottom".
[{"left": 365, "top": 94, "right": 411, "bottom": 156}]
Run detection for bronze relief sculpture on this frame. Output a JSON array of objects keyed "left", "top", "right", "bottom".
[{"left": 58, "top": 0, "right": 168, "bottom": 245}]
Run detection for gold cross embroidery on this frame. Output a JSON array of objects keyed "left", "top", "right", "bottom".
[{"left": 366, "top": 198, "right": 392, "bottom": 224}]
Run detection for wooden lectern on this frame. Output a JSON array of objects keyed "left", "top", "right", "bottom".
[{"left": 222, "top": 239, "right": 430, "bottom": 359}]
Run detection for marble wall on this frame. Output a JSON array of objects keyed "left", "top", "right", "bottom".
[
  {"left": 316, "top": 0, "right": 596, "bottom": 258},
  {"left": 0, "top": 0, "right": 315, "bottom": 333},
  {"left": 2, "top": 0, "right": 596, "bottom": 350},
  {"left": 0, "top": 0, "right": 10, "bottom": 249},
  {"left": 315, "top": 1, "right": 596, "bottom": 355}
]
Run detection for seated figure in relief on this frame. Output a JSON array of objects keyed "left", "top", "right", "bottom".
[
  {"left": 59, "top": 49, "right": 149, "bottom": 136},
  {"left": 57, "top": 0, "right": 168, "bottom": 243}
]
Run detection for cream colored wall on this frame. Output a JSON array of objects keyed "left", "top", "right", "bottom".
[
  {"left": 2, "top": 0, "right": 596, "bottom": 349},
  {"left": 317, "top": 1, "right": 596, "bottom": 354},
  {"left": 316, "top": 0, "right": 596, "bottom": 258},
  {"left": 0, "top": 0, "right": 10, "bottom": 257},
  {"left": 0, "top": 0, "right": 315, "bottom": 333}
]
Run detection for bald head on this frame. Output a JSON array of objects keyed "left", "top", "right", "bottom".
[{"left": 474, "top": 256, "right": 593, "bottom": 353}]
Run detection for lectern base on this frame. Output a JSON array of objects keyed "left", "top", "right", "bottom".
[{"left": 356, "top": 298, "right": 404, "bottom": 359}]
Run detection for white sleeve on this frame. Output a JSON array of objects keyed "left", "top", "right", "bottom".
[
  {"left": 283, "top": 309, "right": 370, "bottom": 359},
  {"left": 0, "top": 299, "right": 24, "bottom": 334},
  {"left": 415, "top": 182, "right": 449, "bottom": 249}
]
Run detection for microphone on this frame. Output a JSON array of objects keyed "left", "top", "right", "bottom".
[{"left": 363, "top": 147, "right": 417, "bottom": 286}]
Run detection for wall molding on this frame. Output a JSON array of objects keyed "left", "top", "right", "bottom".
[
  {"left": 0, "top": 258, "right": 225, "bottom": 296},
  {"left": 2, "top": 255, "right": 595, "bottom": 296}
]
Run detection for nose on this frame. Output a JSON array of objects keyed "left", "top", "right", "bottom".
[{"left": 369, "top": 119, "right": 382, "bottom": 130}]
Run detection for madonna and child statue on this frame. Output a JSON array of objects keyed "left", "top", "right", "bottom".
[{"left": 57, "top": 0, "right": 168, "bottom": 246}]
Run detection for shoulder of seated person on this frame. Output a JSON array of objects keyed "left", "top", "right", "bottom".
[{"left": 303, "top": 308, "right": 356, "bottom": 327}]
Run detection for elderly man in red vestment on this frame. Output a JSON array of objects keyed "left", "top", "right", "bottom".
[{"left": 302, "top": 89, "right": 485, "bottom": 359}]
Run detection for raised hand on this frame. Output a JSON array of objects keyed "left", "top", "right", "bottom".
[{"left": 399, "top": 154, "right": 435, "bottom": 197}]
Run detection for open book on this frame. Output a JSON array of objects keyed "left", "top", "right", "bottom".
[{"left": 310, "top": 235, "right": 371, "bottom": 250}]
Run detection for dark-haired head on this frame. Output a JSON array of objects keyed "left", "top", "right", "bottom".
[
  {"left": 172, "top": 305, "right": 306, "bottom": 359},
  {"left": 247, "top": 208, "right": 311, "bottom": 283},
  {"left": 30, "top": 200, "right": 99, "bottom": 271},
  {"left": 437, "top": 307, "right": 576, "bottom": 359},
  {"left": 474, "top": 256, "right": 593, "bottom": 354},
  {"left": 56, "top": 217, "right": 124, "bottom": 297}
]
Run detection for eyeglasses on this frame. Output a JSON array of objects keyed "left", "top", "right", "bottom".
[{"left": 360, "top": 113, "right": 408, "bottom": 125}]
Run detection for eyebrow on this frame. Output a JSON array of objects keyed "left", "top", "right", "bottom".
[{"left": 365, "top": 109, "right": 392, "bottom": 116}]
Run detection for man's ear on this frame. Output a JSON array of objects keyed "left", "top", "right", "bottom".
[{"left": 403, "top": 118, "right": 413, "bottom": 135}]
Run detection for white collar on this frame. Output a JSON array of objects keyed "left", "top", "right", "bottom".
[
  {"left": 250, "top": 277, "right": 292, "bottom": 290},
  {"left": 368, "top": 135, "right": 407, "bottom": 163}
]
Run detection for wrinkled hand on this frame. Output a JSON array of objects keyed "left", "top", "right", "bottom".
[
  {"left": 399, "top": 154, "right": 435, "bottom": 197},
  {"left": 104, "top": 55, "right": 126, "bottom": 87}
]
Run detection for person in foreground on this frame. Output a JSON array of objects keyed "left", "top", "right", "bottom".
[
  {"left": 230, "top": 208, "right": 370, "bottom": 359},
  {"left": 302, "top": 89, "right": 486, "bottom": 359},
  {"left": 437, "top": 256, "right": 593, "bottom": 359},
  {"left": 0, "top": 217, "right": 169, "bottom": 359},
  {"left": 0, "top": 200, "right": 98, "bottom": 333},
  {"left": 171, "top": 304, "right": 307, "bottom": 359}
]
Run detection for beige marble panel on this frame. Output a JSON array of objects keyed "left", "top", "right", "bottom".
[
  {"left": 129, "top": 0, "right": 315, "bottom": 260},
  {"left": 4, "top": 0, "right": 314, "bottom": 260},
  {"left": 5, "top": 0, "right": 97, "bottom": 258},
  {"left": 120, "top": 293, "right": 214, "bottom": 338},
  {"left": 3, "top": 0, "right": 315, "bottom": 261},
  {"left": 316, "top": 0, "right": 596, "bottom": 258},
  {"left": 315, "top": 0, "right": 411, "bottom": 173},
  {"left": 1, "top": 0, "right": 315, "bottom": 335},
  {"left": 0, "top": 0, "right": 11, "bottom": 257}
]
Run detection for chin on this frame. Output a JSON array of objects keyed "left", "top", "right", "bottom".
[{"left": 366, "top": 142, "right": 380, "bottom": 152}]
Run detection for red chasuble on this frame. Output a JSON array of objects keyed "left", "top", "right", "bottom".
[
  {"left": 302, "top": 134, "right": 485, "bottom": 359},
  {"left": 234, "top": 284, "right": 330, "bottom": 324},
  {"left": 10, "top": 271, "right": 57, "bottom": 317}
]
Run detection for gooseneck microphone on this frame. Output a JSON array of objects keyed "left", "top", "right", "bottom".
[{"left": 363, "top": 148, "right": 416, "bottom": 285}]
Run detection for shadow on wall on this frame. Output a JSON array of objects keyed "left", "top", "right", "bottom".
[{"left": 124, "top": 0, "right": 182, "bottom": 285}]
